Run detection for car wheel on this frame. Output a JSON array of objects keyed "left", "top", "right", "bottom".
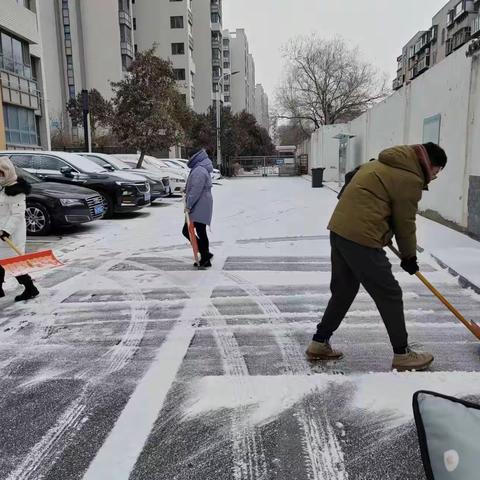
[
  {"left": 26, "top": 202, "right": 52, "bottom": 236},
  {"left": 99, "top": 192, "right": 114, "bottom": 218}
]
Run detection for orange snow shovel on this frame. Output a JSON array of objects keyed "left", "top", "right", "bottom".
[
  {"left": 0, "top": 237, "right": 63, "bottom": 277},
  {"left": 185, "top": 211, "right": 200, "bottom": 266},
  {"left": 389, "top": 245, "right": 480, "bottom": 341}
]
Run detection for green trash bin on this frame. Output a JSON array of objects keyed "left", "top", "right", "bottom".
[{"left": 312, "top": 168, "right": 325, "bottom": 188}]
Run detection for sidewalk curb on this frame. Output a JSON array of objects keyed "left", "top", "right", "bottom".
[{"left": 429, "top": 254, "right": 480, "bottom": 295}]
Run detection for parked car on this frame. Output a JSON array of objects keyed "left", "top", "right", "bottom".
[
  {"left": 1, "top": 150, "right": 151, "bottom": 218},
  {"left": 116, "top": 154, "right": 187, "bottom": 194},
  {"left": 164, "top": 158, "right": 222, "bottom": 181},
  {"left": 78, "top": 152, "right": 171, "bottom": 201},
  {"left": 15, "top": 167, "right": 104, "bottom": 236}
]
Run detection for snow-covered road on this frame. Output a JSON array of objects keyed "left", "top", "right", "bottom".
[{"left": 1, "top": 177, "right": 480, "bottom": 480}]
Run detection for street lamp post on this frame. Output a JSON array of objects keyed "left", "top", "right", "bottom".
[
  {"left": 216, "top": 70, "right": 239, "bottom": 176},
  {"left": 216, "top": 90, "right": 222, "bottom": 171}
]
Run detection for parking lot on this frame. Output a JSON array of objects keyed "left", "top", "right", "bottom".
[{"left": 1, "top": 177, "right": 480, "bottom": 480}]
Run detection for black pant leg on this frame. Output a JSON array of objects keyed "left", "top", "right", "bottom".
[
  {"left": 334, "top": 234, "right": 408, "bottom": 352},
  {"left": 0, "top": 265, "right": 5, "bottom": 285},
  {"left": 194, "top": 223, "right": 209, "bottom": 258},
  {"left": 16, "top": 274, "right": 32, "bottom": 286},
  {"left": 314, "top": 233, "right": 360, "bottom": 342}
]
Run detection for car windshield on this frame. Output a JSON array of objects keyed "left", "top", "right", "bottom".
[
  {"left": 58, "top": 152, "right": 107, "bottom": 173},
  {"left": 15, "top": 167, "right": 41, "bottom": 184},
  {"left": 82, "top": 155, "right": 116, "bottom": 170}
]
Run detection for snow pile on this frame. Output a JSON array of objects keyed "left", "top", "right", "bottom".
[{"left": 185, "top": 372, "right": 480, "bottom": 427}]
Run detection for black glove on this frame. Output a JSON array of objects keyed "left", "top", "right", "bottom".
[
  {"left": 400, "top": 256, "right": 419, "bottom": 275},
  {"left": 0, "top": 230, "right": 11, "bottom": 241}
]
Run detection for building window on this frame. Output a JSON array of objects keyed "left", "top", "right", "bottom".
[
  {"left": 224, "top": 62, "right": 230, "bottom": 69},
  {"left": 0, "top": 31, "right": 32, "bottom": 79},
  {"left": 180, "top": 94, "right": 187, "bottom": 104},
  {"left": 133, "top": 18, "right": 137, "bottom": 30},
  {"left": 174, "top": 68, "right": 186, "bottom": 80},
  {"left": 134, "top": 44, "right": 138, "bottom": 54},
  {"left": 3, "top": 104, "right": 38, "bottom": 146},
  {"left": 172, "top": 43, "right": 185, "bottom": 55},
  {"left": 441, "top": 28, "right": 446, "bottom": 44},
  {"left": 211, "top": 12, "right": 220, "bottom": 23},
  {"left": 224, "top": 85, "right": 230, "bottom": 92},
  {"left": 224, "top": 96, "right": 230, "bottom": 103},
  {"left": 170, "top": 16, "right": 184, "bottom": 29}
]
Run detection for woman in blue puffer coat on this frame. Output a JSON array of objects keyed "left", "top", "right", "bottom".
[{"left": 182, "top": 148, "right": 214, "bottom": 268}]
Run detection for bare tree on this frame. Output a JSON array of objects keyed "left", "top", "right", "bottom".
[{"left": 276, "top": 35, "right": 388, "bottom": 130}]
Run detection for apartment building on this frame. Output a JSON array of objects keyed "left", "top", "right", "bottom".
[
  {"left": 39, "top": 0, "right": 134, "bottom": 137},
  {"left": 0, "top": 0, "right": 49, "bottom": 150},
  {"left": 222, "top": 30, "right": 232, "bottom": 108},
  {"left": 227, "top": 29, "right": 256, "bottom": 115},
  {"left": 254, "top": 83, "right": 269, "bottom": 130},
  {"left": 192, "top": 0, "right": 223, "bottom": 113},
  {"left": 393, "top": 0, "right": 480, "bottom": 90},
  {"left": 133, "top": 0, "right": 196, "bottom": 108}
]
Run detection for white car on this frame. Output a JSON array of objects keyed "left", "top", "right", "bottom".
[
  {"left": 159, "top": 157, "right": 222, "bottom": 181},
  {"left": 116, "top": 154, "right": 187, "bottom": 193}
]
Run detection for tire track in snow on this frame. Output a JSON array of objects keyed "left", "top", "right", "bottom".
[
  {"left": 225, "top": 271, "right": 349, "bottom": 480},
  {"left": 205, "top": 304, "right": 268, "bottom": 480},
  {"left": 5, "top": 260, "right": 149, "bottom": 480}
]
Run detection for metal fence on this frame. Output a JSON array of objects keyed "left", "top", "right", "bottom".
[{"left": 227, "top": 155, "right": 308, "bottom": 177}]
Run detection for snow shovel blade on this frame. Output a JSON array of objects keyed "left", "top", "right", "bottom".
[{"left": 0, "top": 249, "right": 63, "bottom": 277}]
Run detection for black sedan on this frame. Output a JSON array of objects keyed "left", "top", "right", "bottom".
[
  {"left": 2, "top": 151, "right": 151, "bottom": 218},
  {"left": 17, "top": 168, "right": 104, "bottom": 236},
  {"left": 79, "top": 152, "right": 172, "bottom": 201}
]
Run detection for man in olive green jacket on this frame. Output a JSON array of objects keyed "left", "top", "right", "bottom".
[{"left": 306, "top": 143, "right": 447, "bottom": 371}]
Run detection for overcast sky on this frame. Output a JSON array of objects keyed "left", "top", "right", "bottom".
[{"left": 223, "top": 0, "right": 446, "bottom": 105}]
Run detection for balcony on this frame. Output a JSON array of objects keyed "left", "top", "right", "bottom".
[
  {"left": 472, "top": 15, "right": 480, "bottom": 37},
  {"left": 392, "top": 77, "right": 404, "bottom": 90},
  {"left": 415, "top": 32, "right": 431, "bottom": 54},
  {"left": 453, "top": 0, "right": 475, "bottom": 20},
  {"left": 121, "top": 41, "right": 134, "bottom": 57},
  {"left": 212, "top": 57, "right": 221, "bottom": 67},
  {"left": 119, "top": 10, "right": 132, "bottom": 28},
  {"left": 453, "top": 26, "right": 472, "bottom": 49},
  {"left": 188, "top": 9, "right": 193, "bottom": 26},
  {"left": 416, "top": 55, "right": 430, "bottom": 74},
  {"left": 189, "top": 34, "right": 194, "bottom": 51},
  {"left": 1, "top": 69, "right": 40, "bottom": 111}
]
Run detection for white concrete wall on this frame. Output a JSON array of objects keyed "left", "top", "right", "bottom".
[
  {"left": 38, "top": 0, "right": 66, "bottom": 130},
  {"left": 80, "top": 0, "right": 124, "bottom": 99},
  {"left": 134, "top": 0, "right": 196, "bottom": 107},
  {"left": 308, "top": 124, "right": 350, "bottom": 182},
  {"left": 192, "top": 0, "right": 214, "bottom": 113},
  {"left": 0, "top": 0, "right": 39, "bottom": 44},
  {"left": 230, "top": 29, "right": 248, "bottom": 114},
  {"left": 308, "top": 43, "right": 480, "bottom": 228}
]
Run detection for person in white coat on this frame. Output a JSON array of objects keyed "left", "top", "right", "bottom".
[{"left": 0, "top": 156, "right": 39, "bottom": 302}]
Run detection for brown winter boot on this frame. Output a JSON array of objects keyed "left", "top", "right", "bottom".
[
  {"left": 392, "top": 349, "right": 434, "bottom": 372},
  {"left": 306, "top": 341, "right": 344, "bottom": 361}
]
